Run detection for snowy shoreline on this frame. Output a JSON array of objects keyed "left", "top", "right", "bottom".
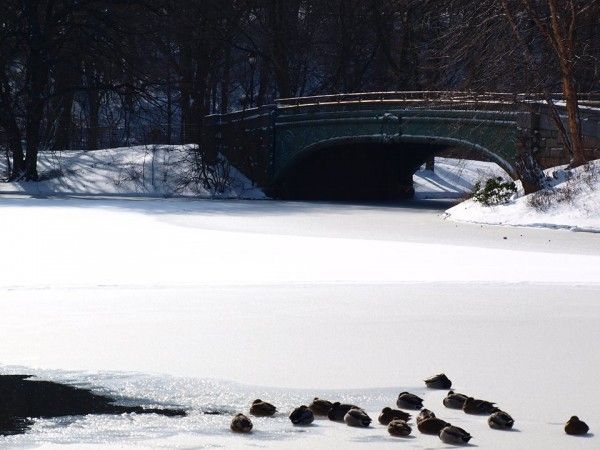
[
  {"left": 446, "top": 160, "right": 600, "bottom": 233},
  {"left": 4, "top": 146, "right": 597, "bottom": 234}
]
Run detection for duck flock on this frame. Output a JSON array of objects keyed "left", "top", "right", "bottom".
[{"left": 230, "top": 373, "right": 591, "bottom": 445}]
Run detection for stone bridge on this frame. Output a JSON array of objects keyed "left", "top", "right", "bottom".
[{"left": 204, "top": 92, "right": 600, "bottom": 199}]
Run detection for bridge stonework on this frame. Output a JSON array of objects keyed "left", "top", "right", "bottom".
[{"left": 203, "top": 93, "right": 600, "bottom": 199}]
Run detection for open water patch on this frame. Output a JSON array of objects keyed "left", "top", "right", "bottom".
[{"left": 0, "top": 374, "right": 187, "bottom": 435}]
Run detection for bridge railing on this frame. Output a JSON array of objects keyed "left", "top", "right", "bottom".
[{"left": 276, "top": 91, "right": 600, "bottom": 109}]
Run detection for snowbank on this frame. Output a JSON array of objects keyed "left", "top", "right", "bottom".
[
  {"left": 447, "top": 160, "right": 600, "bottom": 232},
  {"left": 0, "top": 145, "right": 265, "bottom": 199}
]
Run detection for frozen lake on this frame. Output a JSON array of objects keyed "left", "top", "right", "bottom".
[{"left": 1, "top": 197, "right": 599, "bottom": 448}]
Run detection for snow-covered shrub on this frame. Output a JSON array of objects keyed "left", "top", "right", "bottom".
[
  {"left": 527, "top": 184, "right": 577, "bottom": 211},
  {"left": 472, "top": 177, "right": 517, "bottom": 206}
]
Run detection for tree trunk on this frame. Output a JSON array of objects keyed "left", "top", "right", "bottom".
[
  {"left": 54, "top": 91, "right": 75, "bottom": 150},
  {"left": 268, "top": 0, "right": 294, "bottom": 98},
  {"left": 547, "top": 0, "right": 585, "bottom": 166},
  {"left": 22, "top": 0, "right": 50, "bottom": 180},
  {"left": 220, "top": 44, "right": 231, "bottom": 114},
  {"left": 256, "top": 58, "right": 270, "bottom": 106},
  {"left": 166, "top": 75, "right": 173, "bottom": 144},
  {"left": 515, "top": 136, "right": 546, "bottom": 194},
  {"left": 87, "top": 90, "right": 101, "bottom": 150},
  {"left": 4, "top": 118, "right": 25, "bottom": 180},
  {"left": 559, "top": 61, "right": 585, "bottom": 166}
]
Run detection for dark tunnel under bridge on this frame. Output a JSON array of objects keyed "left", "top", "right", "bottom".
[{"left": 268, "top": 140, "right": 447, "bottom": 200}]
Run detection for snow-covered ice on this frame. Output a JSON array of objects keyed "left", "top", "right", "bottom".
[{"left": 1, "top": 196, "right": 599, "bottom": 448}]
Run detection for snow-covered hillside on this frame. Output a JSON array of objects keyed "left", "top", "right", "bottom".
[
  {"left": 447, "top": 160, "right": 600, "bottom": 232},
  {"left": 0, "top": 145, "right": 265, "bottom": 199}
]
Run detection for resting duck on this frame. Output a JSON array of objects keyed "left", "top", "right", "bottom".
[
  {"left": 308, "top": 397, "right": 332, "bottom": 416},
  {"left": 418, "top": 417, "right": 451, "bottom": 435},
  {"left": 328, "top": 402, "right": 360, "bottom": 421},
  {"left": 425, "top": 373, "right": 452, "bottom": 389},
  {"left": 439, "top": 425, "right": 472, "bottom": 444},
  {"left": 289, "top": 405, "right": 314, "bottom": 425},
  {"left": 416, "top": 408, "right": 436, "bottom": 424},
  {"left": 396, "top": 392, "right": 424, "bottom": 410},
  {"left": 378, "top": 407, "right": 411, "bottom": 425},
  {"left": 565, "top": 416, "right": 589, "bottom": 435},
  {"left": 388, "top": 419, "right": 412, "bottom": 437},
  {"left": 230, "top": 413, "right": 253, "bottom": 433},
  {"left": 488, "top": 410, "right": 514, "bottom": 430},
  {"left": 443, "top": 391, "right": 468, "bottom": 409},
  {"left": 344, "top": 408, "right": 372, "bottom": 427},
  {"left": 249, "top": 399, "right": 276, "bottom": 417},
  {"left": 462, "top": 397, "right": 498, "bottom": 415}
]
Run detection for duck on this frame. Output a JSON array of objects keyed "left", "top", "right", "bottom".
[
  {"left": 289, "top": 405, "right": 314, "bottom": 425},
  {"left": 344, "top": 408, "right": 372, "bottom": 427},
  {"left": 328, "top": 402, "right": 360, "bottom": 421},
  {"left": 416, "top": 408, "right": 436, "bottom": 424},
  {"left": 439, "top": 425, "right": 472, "bottom": 445},
  {"left": 488, "top": 410, "right": 514, "bottom": 430},
  {"left": 308, "top": 397, "right": 332, "bottom": 416},
  {"left": 425, "top": 373, "right": 452, "bottom": 389},
  {"left": 230, "top": 413, "right": 253, "bottom": 433},
  {"left": 443, "top": 391, "right": 468, "bottom": 409},
  {"left": 378, "top": 407, "right": 411, "bottom": 425},
  {"left": 388, "top": 419, "right": 412, "bottom": 437},
  {"left": 565, "top": 416, "right": 589, "bottom": 435},
  {"left": 249, "top": 399, "right": 276, "bottom": 417},
  {"left": 396, "top": 392, "right": 424, "bottom": 410},
  {"left": 418, "top": 417, "right": 451, "bottom": 435},
  {"left": 462, "top": 397, "right": 498, "bottom": 415}
]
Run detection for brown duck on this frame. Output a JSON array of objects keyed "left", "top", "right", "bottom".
[
  {"left": 443, "top": 391, "right": 468, "bottom": 409},
  {"left": 249, "top": 399, "right": 276, "bottom": 416},
  {"left": 416, "top": 408, "right": 436, "bottom": 425},
  {"left": 565, "top": 416, "right": 589, "bottom": 435},
  {"left": 230, "top": 413, "right": 253, "bottom": 433},
  {"left": 388, "top": 419, "right": 412, "bottom": 437},
  {"left": 289, "top": 405, "right": 314, "bottom": 425},
  {"left": 462, "top": 397, "right": 498, "bottom": 415},
  {"left": 378, "top": 407, "right": 411, "bottom": 425},
  {"left": 396, "top": 392, "right": 424, "bottom": 410},
  {"left": 439, "top": 425, "right": 472, "bottom": 444},
  {"left": 488, "top": 410, "right": 514, "bottom": 430},
  {"left": 328, "top": 402, "right": 360, "bottom": 421},
  {"left": 425, "top": 373, "right": 452, "bottom": 389},
  {"left": 308, "top": 397, "right": 332, "bottom": 416},
  {"left": 418, "top": 417, "right": 451, "bottom": 435},
  {"left": 344, "top": 408, "right": 372, "bottom": 427}
]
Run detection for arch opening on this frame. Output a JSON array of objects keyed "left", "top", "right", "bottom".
[{"left": 269, "top": 140, "right": 448, "bottom": 200}]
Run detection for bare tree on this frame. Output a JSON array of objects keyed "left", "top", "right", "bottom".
[{"left": 501, "top": 0, "right": 591, "bottom": 167}]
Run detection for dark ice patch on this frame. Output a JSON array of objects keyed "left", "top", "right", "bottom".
[{"left": 0, "top": 375, "right": 186, "bottom": 435}]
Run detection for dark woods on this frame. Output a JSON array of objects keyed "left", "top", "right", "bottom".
[{"left": 0, "top": 0, "right": 598, "bottom": 180}]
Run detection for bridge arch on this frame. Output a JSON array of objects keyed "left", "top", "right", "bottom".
[{"left": 268, "top": 134, "right": 516, "bottom": 200}]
